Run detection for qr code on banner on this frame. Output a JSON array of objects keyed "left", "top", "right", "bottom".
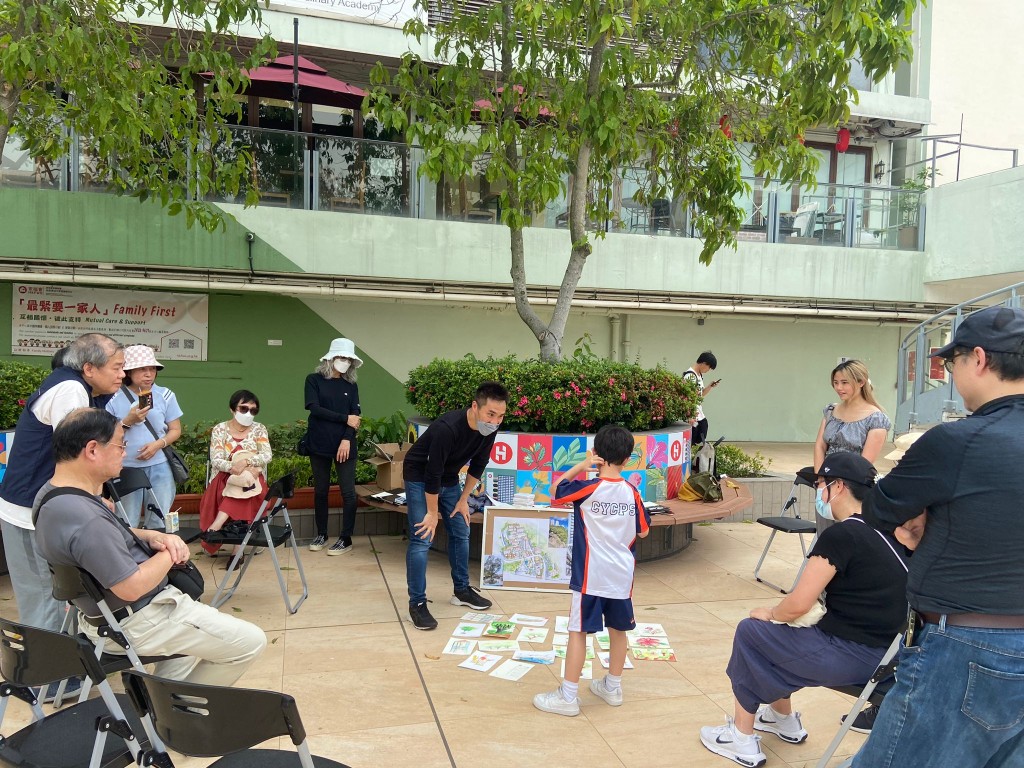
[
  {"left": 168, "top": 339, "right": 179, "bottom": 348},
  {"left": 184, "top": 339, "right": 194, "bottom": 349}
]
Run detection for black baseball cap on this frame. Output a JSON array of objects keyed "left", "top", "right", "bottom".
[
  {"left": 797, "top": 452, "right": 877, "bottom": 487},
  {"left": 931, "top": 305, "right": 1024, "bottom": 359}
]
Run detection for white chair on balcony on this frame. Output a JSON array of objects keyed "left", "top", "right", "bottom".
[{"left": 790, "top": 201, "right": 819, "bottom": 239}]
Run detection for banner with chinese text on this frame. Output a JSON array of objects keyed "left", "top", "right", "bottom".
[{"left": 11, "top": 283, "right": 209, "bottom": 361}]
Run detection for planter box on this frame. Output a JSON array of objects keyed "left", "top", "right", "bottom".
[{"left": 174, "top": 486, "right": 344, "bottom": 515}]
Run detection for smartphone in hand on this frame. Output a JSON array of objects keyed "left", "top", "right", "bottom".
[
  {"left": 138, "top": 391, "right": 153, "bottom": 409},
  {"left": 713, "top": 379, "right": 722, "bottom": 386}
]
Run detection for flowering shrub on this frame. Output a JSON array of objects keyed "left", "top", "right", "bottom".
[
  {"left": 0, "top": 360, "right": 49, "bottom": 430},
  {"left": 406, "top": 355, "right": 699, "bottom": 432}
]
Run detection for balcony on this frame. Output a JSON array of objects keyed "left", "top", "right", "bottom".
[{"left": 1, "top": 125, "right": 926, "bottom": 251}]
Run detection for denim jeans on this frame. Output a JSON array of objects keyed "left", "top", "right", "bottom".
[
  {"left": 405, "top": 480, "right": 469, "bottom": 605},
  {"left": 119, "top": 460, "right": 177, "bottom": 529},
  {"left": 308, "top": 452, "right": 357, "bottom": 538},
  {"left": 853, "top": 620, "right": 1024, "bottom": 768}
]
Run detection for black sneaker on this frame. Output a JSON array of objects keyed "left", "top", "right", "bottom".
[
  {"left": 841, "top": 703, "right": 879, "bottom": 734},
  {"left": 327, "top": 537, "right": 353, "bottom": 556},
  {"left": 409, "top": 602, "right": 438, "bottom": 631},
  {"left": 309, "top": 535, "right": 327, "bottom": 552},
  {"left": 450, "top": 586, "right": 492, "bottom": 610}
]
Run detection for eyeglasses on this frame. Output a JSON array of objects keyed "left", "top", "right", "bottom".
[
  {"left": 236, "top": 405, "right": 259, "bottom": 415},
  {"left": 943, "top": 353, "right": 966, "bottom": 374},
  {"left": 102, "top": 441, "right": 128, "bottom": 453}
]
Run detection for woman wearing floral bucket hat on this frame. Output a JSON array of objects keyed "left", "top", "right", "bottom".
[
  {"left": 105, "top": 344, "right": 184, "bottom": 527},
  {"left": 304, "top": 337, "right": 362, "bottom": 555}
]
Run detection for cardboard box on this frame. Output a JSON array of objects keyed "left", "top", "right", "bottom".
[{"left": 365, "top": 442, "right": 410, "bottom": 490}]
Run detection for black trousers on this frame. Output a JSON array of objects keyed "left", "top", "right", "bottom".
[
  {"left": 692, "top": 418, "right": 709, "bottom": 447},
  {"left": 309, "top": 452, "right": 357, "bottom": 538}
]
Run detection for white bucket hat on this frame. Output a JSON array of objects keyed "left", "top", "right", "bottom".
[
  {"left": 320, "top": 338, "right": 363, "bottom": 368},
  {"left": 122, "top": 345, "right": 164, "bottom": 371}
]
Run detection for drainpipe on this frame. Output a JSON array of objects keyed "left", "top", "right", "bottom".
[
  {"left": 621, "top": 314, "right": 632, "bottom": 362},
  {"left": 609, "top": 315, "right": 621, "bottom": 362}
]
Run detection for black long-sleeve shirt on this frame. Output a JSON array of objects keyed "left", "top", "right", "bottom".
[
  {"left": 304, "top": 373, "right": 360, "bottom": 457},
  {"left": 403, "top": 408, "right": 497, "bottom": 494},
  {"left": 861, "top": 394, "right": 1024, "bottom": 615}
]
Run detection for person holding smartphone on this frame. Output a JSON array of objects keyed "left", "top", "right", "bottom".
[
  {"left": 682, "top": 350, "right": 719, "bottom": 448},
  {"left": 105, "top": 345, "right": 183, "bottom": 528}
]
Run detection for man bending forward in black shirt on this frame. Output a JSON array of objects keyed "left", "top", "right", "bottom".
[{"left": 402, "top": 381, "right": 508, "bottom": 630}]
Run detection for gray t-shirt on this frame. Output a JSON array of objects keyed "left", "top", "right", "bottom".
[{"left": 33, "top": 482, "right": 166, "bottom": 614}]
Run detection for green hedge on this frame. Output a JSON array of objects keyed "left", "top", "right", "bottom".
[
  {"left": 0, "top": 360, "right": 49, "bottom": 430},
  {"left": 406, "top": 355, "right": 699, "bottom": 432}
]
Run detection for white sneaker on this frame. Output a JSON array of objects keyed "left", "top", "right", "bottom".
[
  {"left": 700, "top": 718, "right": 767, "bottom": 768},
  {"left": 590, "top": 676, "right": 623, "bottom": 706},
  {"left": 533, "top": 689, "right": 580, "bottom": 717},
  {"left": 754, "top": 704, "right": 809, "bottom": 744}
]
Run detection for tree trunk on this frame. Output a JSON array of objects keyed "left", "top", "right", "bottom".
[{"left": 0, "top": 82, "right": 23, "bottom": 160}]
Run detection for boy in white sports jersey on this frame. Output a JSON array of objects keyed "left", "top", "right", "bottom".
[{"left": 533, "top": 425, "right": 650, "bottom": 717}]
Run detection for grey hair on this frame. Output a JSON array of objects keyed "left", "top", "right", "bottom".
[
  {"left": 63, "top": 333, "right": 122, "bottom": 371},
  {"left": 315, "top": 358, "right": 357, "bottom": 383}
]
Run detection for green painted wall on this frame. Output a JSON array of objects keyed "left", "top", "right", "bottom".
[
  {"left": 0, "top": 189, "right": 298, "bottom": 273},
  {"left": 0, "top": 283, "right": 407, "bottom": 427}
]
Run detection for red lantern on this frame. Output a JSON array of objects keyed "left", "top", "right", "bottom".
[
  {"left": 836, "top": 127, "right": 851, "bottom": 152},
  {"left": 719, "top": 115, "right": 732, "bottom": 139}
]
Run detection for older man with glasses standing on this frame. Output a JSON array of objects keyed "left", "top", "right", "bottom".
[{"left": 854, "top": 305, "right": 1024, "bottom": 768}]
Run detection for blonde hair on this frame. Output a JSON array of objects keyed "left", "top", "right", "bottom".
[
  {"left": 315, "top": 358, "right": 357, "bottom": 383},
  {"left": 831, "top": 359, "right": 882, "bottom": 410}
]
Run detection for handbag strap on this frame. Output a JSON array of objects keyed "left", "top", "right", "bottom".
[
  {"left": 120, "top": 385, "right": 162, "bottom": 442},
  {"left": 847, "top": 516, "right": 909, "bottom": 573}
]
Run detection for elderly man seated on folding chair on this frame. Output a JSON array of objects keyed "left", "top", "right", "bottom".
[
  {"left": 33, "top": 407, "right": 267, "bottom": 687},
  {"left": 699, "top": 452, "right": 909, "bottom": 768}
]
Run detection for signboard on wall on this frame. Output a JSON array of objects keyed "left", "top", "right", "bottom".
[
  {"left": 268, "top": 0, "right": 419, "bottom": 27},
  {"left": 11, "top": 283, "right": 209, "bottom": 361}
]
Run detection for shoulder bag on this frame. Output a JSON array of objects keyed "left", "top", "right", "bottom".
[{"left": 121, "top": 385, "right": 190, "bottom": 485}]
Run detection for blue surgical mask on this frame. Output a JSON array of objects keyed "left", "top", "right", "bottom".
[{"left": 815, "top": 485, "right": 834, "bottom": 520}]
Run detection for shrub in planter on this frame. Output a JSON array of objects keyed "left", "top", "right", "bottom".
[
  {"left": 715, "top": 444, "right": 773, "bottom": 478},
  {"left": 0, "top": 360, "right": 49, "bottom": 430},
  {"left": 406, "top": 355, "right": 698, "bottom": 432}
]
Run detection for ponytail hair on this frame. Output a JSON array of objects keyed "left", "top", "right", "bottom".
[{"left": 831, "top": 359, "right": 883, "bottom": 411}]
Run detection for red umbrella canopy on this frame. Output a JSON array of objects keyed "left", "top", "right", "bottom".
[{"left": 205, "top": 55, "right": 366, "bottom": 110}]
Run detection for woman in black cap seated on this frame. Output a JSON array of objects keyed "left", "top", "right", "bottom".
[{"left": 699, "top": 452, "right": 909, "bottom": 768}]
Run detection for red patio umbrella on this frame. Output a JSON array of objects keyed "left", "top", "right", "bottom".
[{"left": 204, "top": 55, "right": 366, "bottom": 111}]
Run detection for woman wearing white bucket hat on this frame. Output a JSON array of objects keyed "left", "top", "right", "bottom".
[
  {"left": 304, "top": 338, "right": 363, "bottom": 555},
  {"left": 105, "top": 344, "right": 184, "bottom": 527}
]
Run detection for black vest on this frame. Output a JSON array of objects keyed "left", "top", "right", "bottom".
[{"left": 0, "top": 367, "right": 100, "bottom": 509}]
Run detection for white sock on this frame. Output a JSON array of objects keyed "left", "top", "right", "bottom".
[
  {"left": 770, "top": 706, "right": 795, "bottom": 722},
  {"left": 604, "top": 673, "right": 622, "bottom": 692},
  {"left": 732, "top": 724, "right": 754, "bottom": 742},
  {"left": 561, "top": 680, "right": 579, "bottom": 702}
]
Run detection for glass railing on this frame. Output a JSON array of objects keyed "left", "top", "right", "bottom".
[{"left": 3, "top": 125, "right": 926, "bottom": 251}]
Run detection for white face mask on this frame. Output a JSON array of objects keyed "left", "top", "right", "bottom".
[
  {"left": 234, "top": 411, "right": 255, "bottom": 427},
  {"left": 333, "top": 359, "right": 351, "bottom": 374},
  {"left": 477, "top": 420, "right": 499, "bottom": 436}
]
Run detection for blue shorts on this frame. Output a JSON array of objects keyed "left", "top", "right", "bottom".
[{"left": 569, "top": 591, "right": 636, "bottom": 633}]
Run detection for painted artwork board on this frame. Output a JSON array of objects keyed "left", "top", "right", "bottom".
[{"left": 481, "top": 506, "right": 573, "bottom": 593}]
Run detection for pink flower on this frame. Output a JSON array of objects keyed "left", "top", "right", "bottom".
[
  {"left": 608, "top": 377, "right": 616, "bottom": 386},
  {"left": 621, "top": 391, "right": 627, "bottom": 401},
  {"left": 519, "top": 396, "right": 529, "bottom": 406},
  {"left": 17, "top": 399, "right": 26, "bottom": 407},
  {"left": 581, "top": 399, "right": 587, "bottom": 407},
  {"left": 535, "top": 395, "right": 542, "bottom": 401},
  {"left": 553, "top": 392, "right": 562, "bottom": 400}
]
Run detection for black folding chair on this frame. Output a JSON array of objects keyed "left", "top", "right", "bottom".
[
  {"left": 49, "top": 563, "right": 186, "bottom": 696},
  {"left": 122, "top": 670, "right": 351, "bottom": 767},
  {"left": 203, "top": 473, "right": 309, "bottom": 614},
  {"left": 753, "top": 467, "right": 819, "bottom": 593},
  {"left": 815, "top": 632, "right": 902, "bottom": 768},
  {"left": 106, "top": 467, "right": 202, "bottom": 543},
  {"left": 0, "top": 617, "right": 158, "bottom": 768}
]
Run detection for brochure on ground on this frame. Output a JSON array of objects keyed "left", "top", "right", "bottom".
[
  {"left": 513, "top": 649, "right": 556, "bottom": 665},
  {"left": 515, "top": 627, "right": 549, "bottom": 644},
  {"left": 489, "top": 660, "right": 534, "bottom": 681},
  {"left": 458, "top": 652, "right": 503, "bottom": 672},
  {"left": 597, "top": 652, "right": 634, "bottom": 669},
  {"left": 560, "top": 658, "right": 593, "bottom": 679},
  {"left": 509, "top": 613, "right": 548, "bottom": 626},
  {"left": 477, "top": 639, "right": 520, "bottom": 653},
  {"left": 452, "top": 622, "right": 487, "bottom": 638},
  {"left": 631, "top": 647, "right": 678, "bottom": 662},
  {"left": 443, "top": 639, "right": 476, "bottom": 655}
]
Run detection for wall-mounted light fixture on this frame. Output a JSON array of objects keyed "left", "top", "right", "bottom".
[{"left": 873, "top": 159, "right": 887, "bottom": 184}]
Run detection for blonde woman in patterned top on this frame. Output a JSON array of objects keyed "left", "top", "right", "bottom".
[
  {"left": 813, "top": 360, "right": 891, "bottom": 473},
  {"left": 200, "top": 390, "right": 272, "bottom": 549}
]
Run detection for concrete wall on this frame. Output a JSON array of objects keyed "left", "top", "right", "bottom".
[
  {"left": 225, "top": 204, "right": 929, "bottom": 304},
  {"left": 923, "top": 165, "right": 1024, "bottom": 303}
]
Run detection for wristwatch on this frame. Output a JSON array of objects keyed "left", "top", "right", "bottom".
[{"left": 121, "top": 422, "right": 132, "bottom": 430}]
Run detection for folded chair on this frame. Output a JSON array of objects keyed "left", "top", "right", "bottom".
[
  {"left": 105, "top": 467, "right": 203, "bottom": 543},
  {"left": 815, "top": 632, "right": 903, "bottom": 768},
  {"left": 122, "top": 670, "right": 351, "bottom": 767},
  {"left": 0, "top": 617, "right": 156, "bottom": 768},
  {"left": 203, "top": 473, "right": 309, "bottom": 614},
  {"left": 753, "top": 467, "right": 818, "bottom": 593}
]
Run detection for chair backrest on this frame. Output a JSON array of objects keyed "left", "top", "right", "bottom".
[
  {"left": 0, "top": 617, "right": 104, "bottom": 689},
  {"left": 107, "top": 467, "right": 154, "bottom": 500},
  {"left": 792, "top": 201, "right": 819, "bottom": 237},
  {"left": 266, "top": 472, "right": 296, "bottom": 501},
  {"left": 122, "top": 670, "right": 307, "bottom": 758}
]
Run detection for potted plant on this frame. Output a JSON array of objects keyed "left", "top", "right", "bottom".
[{"left": 897, "top": 168, "right": 934, "bottom": 249}]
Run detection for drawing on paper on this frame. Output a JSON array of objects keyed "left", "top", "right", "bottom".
[{"left": 495, "top": 519, "right": 567, "bottom": 583}]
